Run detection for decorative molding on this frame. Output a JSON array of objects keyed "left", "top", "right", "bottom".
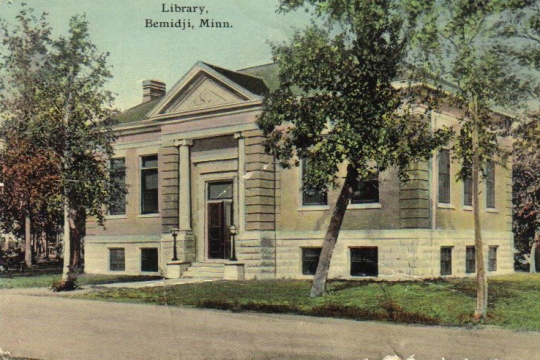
[
  {"left": 174, "top": 139, "right": 194, "bottom": 147},
  {"left": 147, "top": 62, "right": 264, "bottom": 118}
]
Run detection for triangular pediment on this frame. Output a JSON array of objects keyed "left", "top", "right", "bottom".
[
  {"left": 163, "top": 74, "right": 246, "bottom": 113},
  {"left": 147, "top": 62, "right": 267, "bottom": 118}
]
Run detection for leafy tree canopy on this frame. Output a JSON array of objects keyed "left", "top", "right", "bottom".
[
  {"left": 0, "top": 7, "right": 123, "bottom": 226},
  {"left": 258, "top": 0, "right": 451, "bottom": 195}
]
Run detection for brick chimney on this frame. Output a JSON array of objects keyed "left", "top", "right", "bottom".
[{"left": 142, "top": 80, "right": 166, "bottom": 103}]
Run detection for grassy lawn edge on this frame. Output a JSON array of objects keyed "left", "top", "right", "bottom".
[{"left": 71, "top": 273, "right": 540, "bottom": 332}]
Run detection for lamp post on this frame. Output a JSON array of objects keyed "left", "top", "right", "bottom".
[
  {"left": 229, "top": 225, "right": 237, "bottom": 261},
  {"left": 170, "top": 227, "right": 180, "bottom": 261}
]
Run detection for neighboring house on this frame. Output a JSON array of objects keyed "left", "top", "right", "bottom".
[{"left": 84, "top": 61, "right": 514, "bottom": 280}]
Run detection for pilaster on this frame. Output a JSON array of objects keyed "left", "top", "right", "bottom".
[
  {"left": 235, "top": 132, "right": 246, "bottom": 233},
  {"left": 175, "top": 139, "right": 194, "bottom": 232}
]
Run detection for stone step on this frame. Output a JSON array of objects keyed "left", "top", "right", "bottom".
[
  {"left": 182, "top": 262, "right": 225, "bottom": 280},
  {"left": 184, "top": 268, "right": 224, "bottom": 274},
  {"left": 182, "top": 272, "right": 223, "bottom": 279},
  {"left": 189, "top": 262, "right": 225, "bottom": 268}
]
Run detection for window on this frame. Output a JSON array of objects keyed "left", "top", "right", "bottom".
[
  {"left": 352, "top": 172, "right": 379, "bottom": 204},
  {"left": 109, "top": 248, "right": 125, "bottom": 271},
  {"left": 208, "top": 182, "right": 233, "bottom": 200},
  {"left": 141, "top": 155, "right": 158, "bottom": 214},
  {"left": 301, "top": 159, "right": 327, "bottom": 206},
  {"left": 463, "top": 177, "right": 472, "bottom": 207},
  {"left": 141, "top": 248, "right": 159, "bottom": 272},
  {"left": 486, "top": 160, "right": 495, "bottom": 209},
  {"left": 438, "top": 149, "right": 451, "bottom": 204},
  {"left": 302, "top": 248, "right": 321, "bottom": 275},
  {"left": 350, "top": 247, "right": 378, "bottom": 277},
  {"left": 440, "top": 247, "right": 452, "bottom": 275},
  {"left": 466, "top": 246, "right": 476, "bottom": 273},
  {"left": 109, "top": 158, "right": 126, "bottom": 215},
  {"left": 489, "top": 246, "right": 498, "bottom": 271}
]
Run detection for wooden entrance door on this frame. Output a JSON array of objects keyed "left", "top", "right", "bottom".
[{"left": 207, "top": 182, "right": 233, "bottom": 259}]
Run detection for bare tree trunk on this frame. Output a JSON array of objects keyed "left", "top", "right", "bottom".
[
  {"left": 24, "top": 216, "right": 32, "bottom": 269},
  {"left": 531, "top": 233, "right": 540, "bottom": 273},
  {"left": 69, "top": 207, "right": 85, "bottom": 271},
  {"left": 530, "top": 241, "right": 537, "bottom": 273},
  {"left": 61, "top": 75, "right": 73, "bottom": 281},
  {"left": 472, "top": 110, "right": 488, "bottom": 320},
  {"left": 61, "top": 206, "right": 72, "bottom": 281},
  {"left": 44, "top": 230, "right": 49, "bottom": 260},
  {"left": 310, "top": 165, "right": 358, "bottom": 297},
  {"left": 33, "top": 232, "right": 39, "bottom": 258}
]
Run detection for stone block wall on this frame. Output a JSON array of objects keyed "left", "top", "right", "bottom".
[
  {"left": 400, "top": 161, "right": 430, "bottom": 229},
  {"left": 244, "top": 129, "right": 276, "bottom": 232},
  {"left": 159, "top": 144, "right": 179, "bottom": 233}
]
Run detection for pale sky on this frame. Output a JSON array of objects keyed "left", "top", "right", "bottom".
[{"left": 0, "top": 0, "right": 310, "bottom": 110}]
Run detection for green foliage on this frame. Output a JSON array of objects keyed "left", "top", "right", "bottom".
[
  {"left": 50, "top": 278, "right": 80, "bottom": 292},
  {"left": 0, "top": 6, "right": 126, "bottom": 236},
  {"left": 410, "top": 1, "right": 540, "bottom": 179},
  {"left": 0, "top": 140, "right": 62, "bottom": 238},
  {"left": 513, "top": 115, "right": 540, "bottom": 270},
  {"left": 257, "top": 0, "right": 451, "bottom": 195},
  {"left": 505, "top": 5, "right": 540, "bottom": 269}
]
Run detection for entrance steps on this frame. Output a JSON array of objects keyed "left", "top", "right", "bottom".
[{"left": 181, "top": 262, "right": 225, "bottom": 280}]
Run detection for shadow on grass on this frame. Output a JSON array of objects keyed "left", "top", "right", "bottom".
[{"left": 196, "top": 298, "right": 442, "bottom": 325}]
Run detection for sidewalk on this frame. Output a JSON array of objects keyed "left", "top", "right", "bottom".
[
  {"left": 92, "top": 277, "right": 217, "bottom": 288},
  {"left": 0, "top": 277, "right": 217, "bottom": 297}
]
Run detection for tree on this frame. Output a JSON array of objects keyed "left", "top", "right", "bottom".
[
  {"left": 257, "top": 0, "right": 451, "bottom": 297},
  {"left": 507, "top": 4, "right": 540, "bottom": 273},
  {"left": 0, "top": 140, "right": 62, "bottom": 267},
  {"left": 0, "top": 6, "right": 123, "bottom": 280},
  {"left": 513, "top": 114, "right": 540, "bottom": 272},
  {"left": 0, "top": 7, "right": 58, "bottom": 268},
  {"left": 411, "top": 0, "right": 540, "bottom": 319}
]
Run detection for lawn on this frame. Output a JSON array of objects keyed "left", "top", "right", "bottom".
[
  {"left": 75, "top": 273, "right": 540, "bottom": 331},
  {"left": 0, "top": 273, "right": 162, "bottom": 289}
]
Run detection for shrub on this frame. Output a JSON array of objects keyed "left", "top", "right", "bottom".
[{"left": 51, "top": 278, "right": 80, "bottom": 292}]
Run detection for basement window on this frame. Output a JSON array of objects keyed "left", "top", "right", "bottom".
[
  {"left": 109, "top": 248, "right": 125, "bottom": 272},
  {"left": 440, "top": 247, "right": 452, "bottom": 276},
  {"left": 141, "top": 248, "right": 159, "bottom": 272},
  {"left": 489, "top": 246, "right": 498, "bottom": 272},
  {"left": 466, "top": 246, "right": 476, "bottom": 274},
  {"left": 350, "top": 247, "right": 378, "bottom": 277},
  {"left": 302, "top": 248, "right": 321, "bottom": 275}
]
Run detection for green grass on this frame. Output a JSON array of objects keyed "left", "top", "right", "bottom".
[
  {"left": 0, "top": 273, "right": 162, "bottom": 289},
  {"left": 74, "top": 273, "right": 540, "bottom": 331}
]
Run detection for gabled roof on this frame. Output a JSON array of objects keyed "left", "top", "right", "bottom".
[
  {"left": 116, "top": 62, "right": 276, "bottom": 124},
  {"left": 203, "top": 62, "right": 269, "bottom": 96},
  {"left": 146, "top": 61, "right": 270, "bottom": 119},
  {"left": 116, "top": 97, "right": 162, "bottom": 124},
  {"left": 238, "top": 63, "right": 280, "bottom": 91}
]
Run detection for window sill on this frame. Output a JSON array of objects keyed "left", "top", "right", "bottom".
[
  {"left": 437, "top": 203, "right": 455, "bottom": 209},
  {"left": 138, "top": 213, "right": 160, "bottom": 218},
  {"left": 462, "top": 205, "right": 473, "bottom": 212},
  {"left": 348, "top": 203, "right": 382, "bottom": 210},
  {"left": 106, "top": 214, "right": 127, "bottom": 220},
  {"left": 297, "top": 205, "right": 330, "bottom": 212},
  {"left": 486, "top": 208, "right": 498, "bottom": 213}
]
